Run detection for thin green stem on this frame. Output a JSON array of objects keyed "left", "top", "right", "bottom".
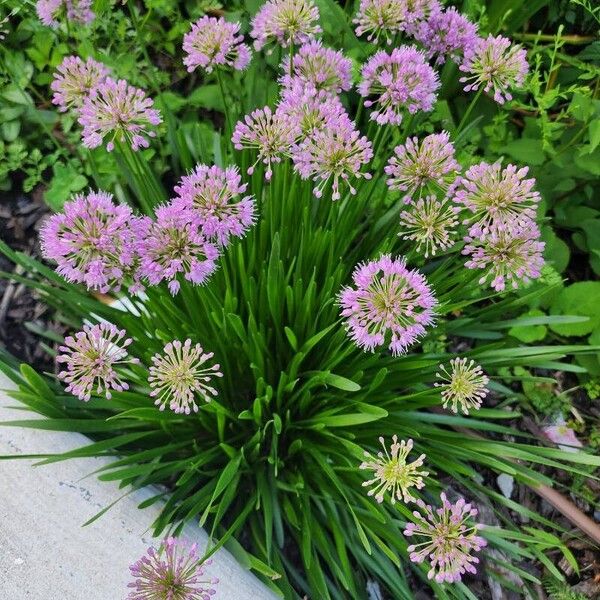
[
  {"left": 215, "top": 68, "right": 232, "bottom": 139},
  {"left": 457, "top": 88, "right": 483, "bottom": 133}
]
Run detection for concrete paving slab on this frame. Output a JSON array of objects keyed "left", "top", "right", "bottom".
[{"left": 0, "top": 373, "right": 278, "bottom": 600}]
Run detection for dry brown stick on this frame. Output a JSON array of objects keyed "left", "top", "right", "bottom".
[{"left": 432, "top": 408, "right": 600, "bottom": 544}]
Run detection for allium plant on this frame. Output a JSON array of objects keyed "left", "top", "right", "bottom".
[
  {"left": 3, "top": 3, "right": 600, "bottom": 600},
  {"left": 183, "top": 16, "right": 251, "bottom": 74},
  {"left": 128, "top": 537, "right": 218, "bottom": 600},
  {"left": 359, "top": 46, "right": 440, "bottom": 125},
  {"left": 460, "top": 34, "right": 529, "bottom": 104},
  {"left": 37, "top": 0, "right": 94, "bottom": 28},
  {"left": 51, "top": 56, "right": 109, "bottom": 112},
  {"left": 79, "top": 77, "right": 162, "bottom": 152},
  {"left": 250, "top": 0, "right": 321, "bottom": 51}
]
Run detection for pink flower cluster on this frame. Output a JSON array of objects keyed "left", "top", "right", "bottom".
[
  {"left": 234, "top": 31, "right": 372, "bottom": 200},
  {"left": 79, "top": 77, "right": 162, "bottom": 152},
  {"left": 359, "top": 46, "right": 440, "bottom": 125},
  {"left": 339, "top": 255, "right": 437, "bottom": 355},
  {"left": 50, "top": 57, "right": 161, "bottom": 152},
  {"left": 385, "top": 132, "right": 545, "bottom": 291},
  {"left": 41, "top": 166, "right": 254, "bottom": 295},
  {"left": 183, "top": 16, "right": 251, "bottom": 73},
  {"left": 51, "top": 56, "right": 109, "bottom": 112},
  {"left": 128, "top": 537, "right": 218, "bottom": 600},
  {"left": 404, "top": 492, "right": 487, "bottom": 583},
  {"left": 37, "top": 0, "right": 94, "bottom": 28},
  {"left": 280, "top": 40, "right": 352, "bottom": 95},
  {"left": 251, "top": 0, "right": 321, "bottom": 51}
]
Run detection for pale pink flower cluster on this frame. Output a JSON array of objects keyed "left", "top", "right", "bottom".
[
  {"left": 79, "top": 77, "right": 162, "bottom": 152},
  {"left": 173, "top": 164, "right": 256, "bottom": 247},
  {"left": 358, "top": 46, "right": 440, "bottom": 125},
  {"left": 353, "top": 0, "right": 439, "bottom": 43},
  {"left": 37, "top": 0, "right": 94, "bottom": 28},
  {"left": 404, "top": 492, "right": 487, "bottom": 583},
  {"left": 40, "top": 190, "right": 136, "bottom": 293},
  {"left": 460, "top": 34, "right": 529, "bottom": 104},
  {"left": 280, "top": 40, "right": 352, "bottom": 95},
  {"left": 385, "top": 132, "right": 545, "bottom": 289},
  {"left": 149, "top": 340, "right": 223, "bottom": 414},
  {"left": 339, "top": 254, "right": 437, "bottom": 355},
  {"left": 183, "top": 16, "right": 252, "bottom": 73},
  {"left": 414, "top": 5, "right": 478, "bottom": 65},
  {"left": 128, "top": 537, "right": 218, "bottom": 599},
  {"left": 51, "top": 56, "right": 110, "bottom": 113},
  {"left": 250, "top": 0, "right": 321, "bottom": 51},
  {"left": 57, "top": 322, "right": 139, "bottom": 401},
  {"left": 42, "top": 165, "right": 254, "bottom": 296},
  {"left": 360, "top": 436, "right": 428, "bottom": 504}
]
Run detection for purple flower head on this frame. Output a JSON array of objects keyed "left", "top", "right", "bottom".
[
  {"left": 250, "top": 0, "right": 321, "bottom": 52},
  {"left": 358, "top": 46, "right": 440, "bottom": 126},
  {"left": 149, "top": 339, "right": 223, "bottom": 415},
  {"left": 360, "top": 436, "right": 428, "bottom": 504},
  {"left": 398, "top": 196, "right": 458, "bottom": 258},
  {"left": 51, "top": 56, "right": 109, "bottom": 113},
  {"left": 385, "top": 132, "right": 460, "bottom": 202},
  {"left": 452, "top": 161, "right": 540, "bottom": 229},
  {"left": 183, "top": 16, "right": 251, "bottom": 74},
  {"left": 128, "top": 536, "right": 218, "bottom": 600},
  {"left": 414, "top": 6, "right": 478, "bottom": 65},
  {"left": 134, "top": 203, "right": 220, "bottom": 295},
  {"left": 232, "top": 105, "right": 300, "bottom": 180},
  {"left": 353, "top": 0, "right": 406, "bottom": 44},
  {"left": 280, "top": 40, "right": 352, "bottom": 95},
  {"left": 462, "top": 221, "right": 545, "bottom": 291},
  {"left": 339, "top": 255, "right": 437, "bottom": 355},
  {"left": 291, "top": 113, "right": 373, "bottom": 200},
  {"left": 459, "top": 34, "right": 528, "bottom": 104},
  {"left": 57, "top": 322, "right": 139, "bottom": 401},
  {"left": 404, "top": 492, "right": 487, "bottom": 583},
  {"left": 277, "top": 80, "right": 346, "bottom": 136},
  {"left": 173, "top": 164, "right": 256, "bottom": 247},
  {"left": 79, "top": 77, "right": 162, "bottom": 152},
  {"left": 40, "top": 190, "right": 136, "bottom": 293},
  {"left": 37, "top": 0, "right": 94, "bottom": 28}
]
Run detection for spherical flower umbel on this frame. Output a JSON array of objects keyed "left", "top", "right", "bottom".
[
  {"left": 414, "top": 6, "right": 478, "bottom": 65},
  {"left": 398, "top": 196, "right": 459, "bottom": 258},
  {"left": 292, "top": 113, "right": 373, "bottom": 200},
  {"left": 360, "top": 436, "right": 428, "bottom": 504},
  {"left": 280, "top": 40, "right": 352, "bottom": 95},
  {"left": 339, "top": 255, "right": 437, "bottom": 355},
  {"left": 173, "top": 164, "right": 256, "bottom": 247},
  {"left": 358, "top": 47, "right": 440, "bottom": 126},
  {"left": 250, "top": 0, "right": 321, "bottom": 52},
  {"left": 277, "top": 82, "right": 346, "bottom": 136},
  {"left": 462, "top": 222, "right": 545, "bottom": 291},
  {"left": 51, "top": 56, "right": 109, "bottom": 113},
  {"left": 385, "top": 132, "right": 460, "bottom": 203},
  {"left": 79, "top": 77, "right": 162, "bottom": 152},
  {"left": 353, "top": 0, "right": 407, "bottom": 44},
  {"left": 435, "top": 358, "right": 489, "bottom": 414},
  {"left": 57, "top": 322, "right": 138, "bottom": 401},
  {"left": 232, "top": 106, "right": 300, "bottom": 180},
  {"left": 460, "top": 34, "right": 528, "bottom": 104},
  {"left": 183, "top": 16, "right": 251, "bottom": 74},
  {"left": 128, "top": 536, "right": 218, "bottom": 600},
  {"left": 452, "top": 161, "right": 540, "bottom": 229},
  {"left": 404, "top": 492, "right": 487, "bottom": 583},
  {"left": 37, "top": 0, "right": 94, "bottom": 28},
  {"left": 149, "top": 340, "right": 223, "bottom": 414},
  {"left": 134, "top": 203, "right": 220, "bottom": 295},
  {"left": 40, "top": 190, "right": 136, "bottom": 293}
]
